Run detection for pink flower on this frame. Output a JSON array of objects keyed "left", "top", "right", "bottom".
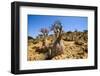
[{"left": 40, "top": 28, "right": 49, "bottom": 34}]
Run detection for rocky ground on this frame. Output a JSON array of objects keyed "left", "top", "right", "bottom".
[{"left": 27, "top": 31, "right": 88, "bottom": 61}]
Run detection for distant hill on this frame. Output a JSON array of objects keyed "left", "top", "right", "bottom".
[{"left": 28, "top": 36, "right": 33, "bottom": 40}]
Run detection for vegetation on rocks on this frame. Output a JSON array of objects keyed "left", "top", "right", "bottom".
[{"left": 27, "top": 21, "right": 88, "bottom": 61}]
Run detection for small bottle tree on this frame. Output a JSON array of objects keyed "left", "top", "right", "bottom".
[{"left": 40, "top": 28, "right": 49, "bottom": 47}]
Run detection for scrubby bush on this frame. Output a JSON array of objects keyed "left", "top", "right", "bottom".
[
  {"left": 32, "top": 39, "right": 39, "bottom": 44},
  {"left": 74, "top": 40, "right": 84, "bottom": 45}
]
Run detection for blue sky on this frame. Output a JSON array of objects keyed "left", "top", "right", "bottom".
[{"left": 28, "top": 15, "right": 88, "bottom": 38}]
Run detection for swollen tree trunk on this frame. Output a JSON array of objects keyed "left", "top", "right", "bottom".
[{"left": 42, "top": 38, "right": 48, "bottom": 47}]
